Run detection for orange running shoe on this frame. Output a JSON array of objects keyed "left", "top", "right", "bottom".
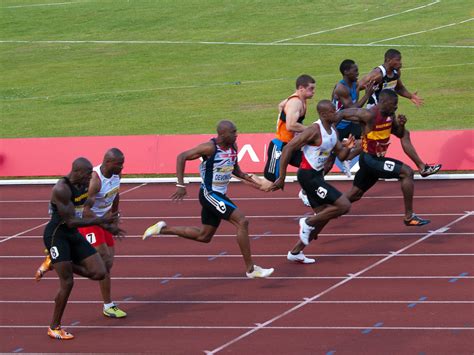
[
  {"left": 35, "top": 255, "right": 53, "bottom": 281},
  {"left": 47, "top": 326, "right": 74, "bottom": 340}
]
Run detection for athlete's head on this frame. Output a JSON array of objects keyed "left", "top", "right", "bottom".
[
  {"left": 317, "top": 100, "right": 337, "bottom": 123},
  {"left": 379, "top": 89, "right": 398, "bottom": 117},
  {"left": 70, "top": 157, "right": 93, "bottom": 186},
  {"left": 339, "top": 59, "right": 359, "bottom": 81},
  {"left": 103, "top": 148, "right": 125, "bottom": 176},
  {"left": 384, "top": 49, "right": 402, "bottom": 70},
  {"left": 296, "top": 74, "right": 316, "bottom": 99},
  {"left": 217, "top": 120, "right": 237, "bottom": 146}
]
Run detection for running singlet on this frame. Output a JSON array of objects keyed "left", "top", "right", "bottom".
[
  {"left": 367, "top": 65, "right": 399, "bottom": 108},
  {"left": 362, "top": 106, "right": 393, "bottom": 157},
  {"left": 300, "top": 120, "right": 338, "bottom": 172},
  {"left": 332, "top": 79, "right": 357, "bottom": 129},
  {"left": 199, "top": 138, "right": 238, "bottom": 195},
  {"left": 48, "top": 177, "right": 88, "bottom": 228},
  {"left": 90, "top": 165, "right": 120, "bottom": 217},
  {"left": 275, "top": 95, "right": 306, "bottom": 143}
]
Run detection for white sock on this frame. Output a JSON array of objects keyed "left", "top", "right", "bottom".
[{"left": 104, "top": 302, "right": 115, "bottom": 310}]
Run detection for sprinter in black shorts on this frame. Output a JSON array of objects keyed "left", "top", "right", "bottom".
[
  {"left": 338, "top": 90, "right": 440, "bottom": 226},
  {"left": 39, "top": 157, "right": 118, "bottom": 340}
]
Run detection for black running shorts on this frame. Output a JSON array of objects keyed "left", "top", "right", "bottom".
[
  {"left": 199, "top": 188, "right": 238, "bottom": 227},
  {"left": 354, "top": 152, "right": 404, "bottom": 192},
  {"left": 297, "top": 168, "right": 342, "bottom": 208},
  {"left": 43, "top": 222, "right": 97, "bottom": 264}
]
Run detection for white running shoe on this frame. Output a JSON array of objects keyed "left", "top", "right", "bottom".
[
  {"left": 342, "top": 159, "right": 352, "bottom": 178},
  {"left": 299, "top": 218, "right": 315, "bottom": 246},
  {"left": 287, "top": 251, "right": 316, "bottom": 264},
  {"left": 142, "top": 221, "right": 167, "bottom": 240},
  {"left": 246, "top": 265, "right": 274, "bottom": 278},
  {"left": 298, "top": 189, "right": 311, "bottom": 207}
]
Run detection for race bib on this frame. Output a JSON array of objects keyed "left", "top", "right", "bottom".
[{"left": 50, "top": 246, "right": 59, "bottom": 260}]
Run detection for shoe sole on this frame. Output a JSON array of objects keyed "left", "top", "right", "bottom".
[{"left": 103, "top": 312, "right": 127, "bottom": 318}]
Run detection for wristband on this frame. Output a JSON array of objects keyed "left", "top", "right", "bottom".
[{"left": 176, "top": 184, "right": 186, "bottom": 188}]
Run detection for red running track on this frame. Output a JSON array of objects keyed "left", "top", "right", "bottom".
[{"left": 0, "top": 179, "right": 473, "bottom": 354}]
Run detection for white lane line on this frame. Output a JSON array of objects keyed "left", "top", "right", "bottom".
[
  {"left": 120, "top": 183, "right": 147, "bottom": 195},
  {"left": 0, "top": 213, "right": 466, "bottom": 220},
  {"left": 369, "top": 18, "right": 474, "bottom": 44},
  {"left": 1, "top": 325, "right": 472, "bottom": 331},
  {"left": 1, "top": 253, "right": 473, "bottom": 259},
  {"left": 0, "top": 40, "right": 471, "bottom": 49},
  {"left": 206, "top": 211, "right": 473, "bottom": 354},
  {"left": 3, "top": 1, "right": 84, "bottom": 9},
  {"left": 0, "top": 184, "right": 144, "bottom": 245},
  {"left": 1, "top": 300, "right": 473, "bottom": 304},
  {"left": 0, "top": 222, "right": 47, "bottom": 244},
  {"left": 0, "top": 62, "right": 472, "bottom": 102},
  {"left": 272, "top": 0, "right": 440, "bottom": 43},
  {"left": 1, "top": 276, "right": 472, "bottom": 281},
  {"left": 1, "top": 195, "right": 472, "bottom": 203},
  {"left": 3, "top": 232, "right": 472, "bottom": 238}
]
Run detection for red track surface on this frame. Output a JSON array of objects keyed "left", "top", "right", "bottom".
[{"left": 0, "top": 180, "right": 473, "bottom": 354}]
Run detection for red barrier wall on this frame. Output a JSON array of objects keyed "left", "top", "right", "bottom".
[{"left": 0, "top": 130, "right": 472, "bottom": 176}]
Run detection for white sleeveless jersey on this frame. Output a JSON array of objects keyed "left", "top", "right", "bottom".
[
  {"left": 90, "top": 165, "right": 120, "bottom": 217},
  {"left": 199, "top": 139, "right": 237, "bottom": 195},
  {"left": 300, "top": 120, "right": 338, "bottom": 171}
]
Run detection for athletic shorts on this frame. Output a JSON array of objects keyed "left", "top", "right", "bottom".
[
  {"left": 354, "top": 152, "right": 404, "bottom": 192},
  {"left": 43, "top": 222, "right": 96, "bottom": 264},
  {"left": 199, "top": 188, "right": 237, "bottom": 227},
  {"left": 264, "top": 138, "right": 302, "bottom": 182},
  {"left": 297, "top": 168, "right": 342, "bottom": 208},
  {"left": 337, "top": 122, "right": 362, "bottom": 140},
  {"left": 78, "top": 225, "right": 114, "bottom": 247}
]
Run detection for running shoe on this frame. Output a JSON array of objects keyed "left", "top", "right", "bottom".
[
  {"left": 103, "top": 305, "right": 127, "bottom": 318},
  {"left": 35, "top": 255, "right": 53, "bottom": 282},
  {"left": 246, "top": 265, "right": 274, "bottom": 278},
  {"left": 47, "top": 326, "right": 74, "bottom": 340},
  {"left": 298, "top": 190, "right": 311, "bottom": 207},
  {"left": 142, "top": 221, "right": 167, "bottom": 240},
  {"left": 299, "top": 217, "right": 315, "bottom": 246},
  {"left": 420, "top": 164, "right": 442, "bottom": 177},
  {"left": 404, "top": 214, "right": 431, "bottom": 226},
  {"left": 287, "top": 251, "right": 316, "bottom": 264},
  {"left": 342, "top": 159, "right": 352, "bottom": 178}
]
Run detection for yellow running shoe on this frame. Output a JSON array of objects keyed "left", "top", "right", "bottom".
[
  {"left": 103, "top": 305, "right": 127, "bottom": 318},
  {"left": 47, "top": 326, "right": 74, "bottom": 340},
  {"left": 142, "top": 221, "right": 166, "bottom": 240},
  {"left": 35, "top": 255, "right": 53, "bottom": 282}
]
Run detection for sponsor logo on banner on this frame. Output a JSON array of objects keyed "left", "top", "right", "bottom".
[{"left": 384, "top": 161, "right": 395, "bottom": 172}]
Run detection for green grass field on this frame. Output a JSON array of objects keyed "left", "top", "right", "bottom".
[{"left": 1, "top": 0, "right": 473, "bottom": 137}]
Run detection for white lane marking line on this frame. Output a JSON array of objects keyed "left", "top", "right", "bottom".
[
  {"left": 120, "top": 183, "right": 147, "bottom": 195},
  {"left": 0, "top": 212, "right": 467, "bottom": 220},
  {"left": 2, "top": 253, "right": 473, "bottom": 259},
  {"left": 205, "top": 211, "right": 473, "bottom": 354},
  {"left": 0, "top": 40, "right": 471, "bottom": 49},
  {"left": 1, "top": 194, "right": 472, "bottom": 202},
  {"left": 1, "top": 276, "right": 473, "bottom": 281},
  {"left": 272, "top": 0, "right": 441, "bottom": 43},
  {"left": 369, "top": 18, "right": 474, "bottom": 44},
  {"left": 1, "top": 325, "right": 473, "bottom": 331},
  {"left": 3, "top": 232, "right": 472, "bottom": 238},
  {"left": 0, "top": 222, "right": 47, "bottom": 244},
  {"left": 3, "top": 1, "right": 84, "bottom": 9},
  {"left": 1, "top": 300, "right": 472, "bottom": 304},
  {"left": 1, "top": 63, "right": 473, "bottom": 102}
]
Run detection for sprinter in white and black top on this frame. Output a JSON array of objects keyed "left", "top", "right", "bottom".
[
  {"left": 271, "top": 100, "right": 355, "bottom": 262},
  {"left": 143, "top": 120, "right": 274, "bottom": 279}
]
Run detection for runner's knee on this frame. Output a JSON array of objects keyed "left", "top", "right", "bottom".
[{"left": 400, "top": 165, "right": 414, "bottom": 179}]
